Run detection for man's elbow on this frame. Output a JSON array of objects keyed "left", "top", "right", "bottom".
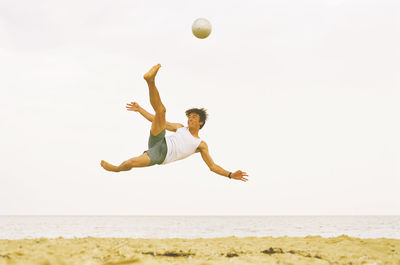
[{"left": 209, "top": 164, "right": 217, "bottom": 172}]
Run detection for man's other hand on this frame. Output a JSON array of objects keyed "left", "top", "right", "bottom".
[{"left": 126, "top": 102, "right": 140, "bottom": 112}]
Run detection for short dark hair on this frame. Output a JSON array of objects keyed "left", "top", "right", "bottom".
[{"left": 185, "top": 108, "right": 208, "bottom": 129}]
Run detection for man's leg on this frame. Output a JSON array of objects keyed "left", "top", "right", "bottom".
[
  {"left": 143, "top": 64, "right": 166, "bottom": 136},
  {"left": 101, "top": 152, "right": 151, "bottom": 172}
]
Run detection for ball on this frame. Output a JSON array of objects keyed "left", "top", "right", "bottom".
[{"left": 192, "top": 18, "right": 212, "bottom": 39}]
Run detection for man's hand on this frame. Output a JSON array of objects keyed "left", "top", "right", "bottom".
[
  {"left": 231, "top": 170, "right": 249, "bottom": 182},
  {"left": 126, "top": 102, "right": 140, "bottom": 112}
]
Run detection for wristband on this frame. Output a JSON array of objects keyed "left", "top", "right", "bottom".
[{"left": 228, "top": 172, "right": 232, "bottom": 179}]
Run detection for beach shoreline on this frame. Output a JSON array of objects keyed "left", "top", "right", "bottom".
[{"left": 1, "top": 235, "right": 399, "bottom": 265}]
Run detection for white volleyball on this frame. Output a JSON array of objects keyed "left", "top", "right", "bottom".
[{"left": 192, "top": 18, "right": 212, "bottom": 39}]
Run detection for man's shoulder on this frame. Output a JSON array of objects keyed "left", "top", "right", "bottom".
[
  {"left": 197, "top": 140, "right": 208, "bottom": 151},
  {"left": 168, "top": 124, "right": 185, "bottom": 132}
]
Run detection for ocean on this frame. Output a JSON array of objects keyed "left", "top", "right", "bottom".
[{"left": 0, "top": 216, "right": 399, "bottom": 240}]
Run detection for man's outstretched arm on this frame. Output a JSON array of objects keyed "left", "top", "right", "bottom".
[
  {"left": 126, "top": 102, "right": 183, "bottom": 132},
  {"left": 198, "top": 141, "right": 248, "bottom": 182}
]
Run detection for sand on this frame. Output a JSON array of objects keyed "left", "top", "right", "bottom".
[{"left": 1, "top": 235, "right": 399, "bottom": 265}]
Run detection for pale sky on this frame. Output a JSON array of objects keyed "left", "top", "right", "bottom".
[{"left": 0, "top": 0, "right": 399, "bottom": 215}]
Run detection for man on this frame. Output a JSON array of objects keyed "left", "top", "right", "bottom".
[{"left": 100, "top": 64, "right": 248, "bottom": 182}]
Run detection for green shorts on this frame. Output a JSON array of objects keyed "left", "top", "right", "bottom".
[{"left": 144, "top": 129, "right": 167, "bottom": 166}]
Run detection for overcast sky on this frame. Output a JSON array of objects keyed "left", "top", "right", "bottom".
[{"left": 0, "top": 0, "right": 399, "bottom": 215}]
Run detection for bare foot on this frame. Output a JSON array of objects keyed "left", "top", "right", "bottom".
[
  {"left": 143, "top": 64, "right": 161, "bottom": 82},
  {"left": 100, "top": 160, "right": 120, "bottom": 172}
]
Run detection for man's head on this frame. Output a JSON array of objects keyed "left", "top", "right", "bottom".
[{"left": 185, "top": 108, "right": 208, "bottom": 130}]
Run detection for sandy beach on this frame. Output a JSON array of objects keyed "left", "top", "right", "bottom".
[{"left": 0, "top": 235, "right": 399, "bottom": 265}]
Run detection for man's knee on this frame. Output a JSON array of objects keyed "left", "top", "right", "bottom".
[
  {"left": 121, "top": 154, "right": 150, "bottom": 170},
  {"left": 155, "top": 105, "right": 166, "bottom": 114},
  {"left": 130, "top": 154, "right": 151, "bottom": 167}
]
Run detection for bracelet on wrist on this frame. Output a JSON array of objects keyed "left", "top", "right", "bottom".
[{"left": 228, "top": 172, "right": 232, "bottom": 179}]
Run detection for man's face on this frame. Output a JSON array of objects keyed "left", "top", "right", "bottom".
[{"left": 187, "top": 113, "right": 202, "bottom": 129}]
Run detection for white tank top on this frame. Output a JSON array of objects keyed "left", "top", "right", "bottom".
[{"left": 162, "top": 127, "right": 202, "bottom": 165}]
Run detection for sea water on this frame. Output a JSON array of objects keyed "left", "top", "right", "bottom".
[{"left": 0, "top": 216, "right": 399, "bottom": 240}]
